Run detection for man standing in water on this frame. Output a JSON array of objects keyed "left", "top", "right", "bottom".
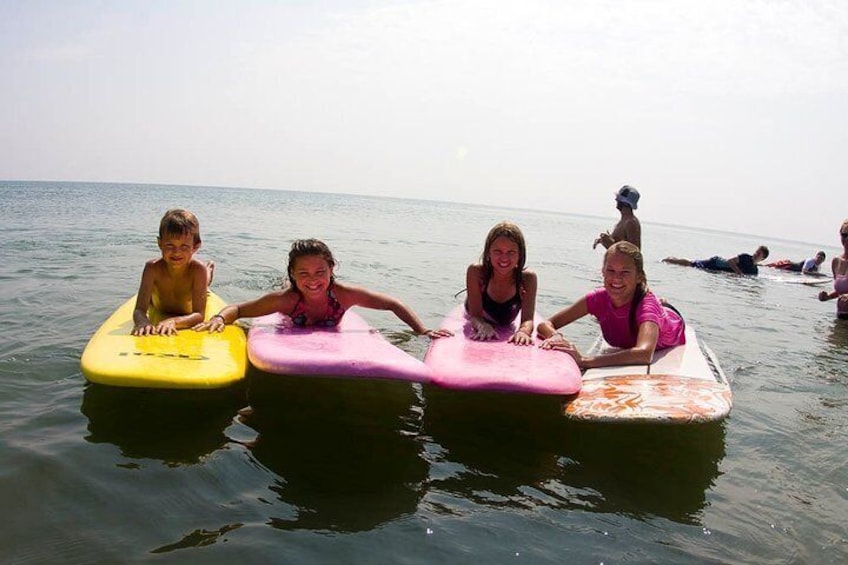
[{"left": 593, "top": 185, "right": 642, "bottom": 251}]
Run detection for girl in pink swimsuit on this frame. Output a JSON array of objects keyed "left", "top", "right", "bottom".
[
  {"left": 818, "top": 219, "right": 848, "bottom": 319},
  {"left": 537, "top": 241, "right": 686, "bottom": 369},
  {"left": 195, "top": 239, "right": 452, "bottom": 337}
]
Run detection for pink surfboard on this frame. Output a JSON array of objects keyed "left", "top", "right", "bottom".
[
  {"left": 424, "top": 305, "right": 582, "bottom": 395},
  {"left": 247, "top": 310, "right": 432, "bottom": 383}
]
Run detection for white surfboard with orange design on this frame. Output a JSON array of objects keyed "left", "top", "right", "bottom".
[{"left": 563, "top": 326, "right": 732, "bottom": 424}]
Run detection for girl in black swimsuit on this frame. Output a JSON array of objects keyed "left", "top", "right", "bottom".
[{"left": 465, "top": 222, "right": 538, "bottom": 345}]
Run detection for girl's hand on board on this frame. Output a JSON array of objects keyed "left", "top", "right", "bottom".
[
  {"left": 193, "top": 315, "right": 225, "bottom": 333},
  {"left": 131, "top": 322, "right": 155, "bottom": 336},
  {"left": 423, "top": 328, "right": 454, "bottom": 339},
  {"left": 154, "top": 319, "right": 178, "bottom": 336},
  {"left": 471, "top": 321, "right": 497, "bottom": 341},
  {"left": 508, "top": 330, "right": 533, "bottom": 346},
  {"left": 539, "top": 332, "right": 567, "bottom": 350},
  {"left": 542, "top": 335, "right": 585, "bottom": 366}
]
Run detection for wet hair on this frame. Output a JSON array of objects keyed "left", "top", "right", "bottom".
[
  {"left": 756, "top": 245, "right": 770, "bottom": 260},
  {"left": 605, "top": 241, "right": 648, "bottom": 336},
  {"left": 480, "top": 221, "right": 527, "bottom": 287},
  {"left": 287, "top": 239, "right": 336, "bottom": 293},
  {"left": 816, "top": 250, "right": 826, "bottom": 261},
  {"left": 158, "top": 209, "right": 201, "bottom": 245}
]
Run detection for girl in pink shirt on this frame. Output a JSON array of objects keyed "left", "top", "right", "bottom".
[{"left": 537, "top": 241, "right": 685, "bottom": 369}]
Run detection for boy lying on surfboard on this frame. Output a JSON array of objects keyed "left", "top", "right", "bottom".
[{"left": 131, "top": 209, "right": 214, "bottom": 336}]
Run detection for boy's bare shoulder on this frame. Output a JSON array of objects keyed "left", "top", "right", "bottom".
[
  {"left": 143, "top": 257, "right": 167, "bottom": 274},
  {"left": 187, "top": 257, "right": 208, "bottom": 274}
]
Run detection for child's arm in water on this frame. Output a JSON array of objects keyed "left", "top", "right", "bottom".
[
  {"left": 465, "top": 265, "right": 497, "bottom": 340},
  {"left": 338, "top": 283, "right": 453, "bottom": 338}
]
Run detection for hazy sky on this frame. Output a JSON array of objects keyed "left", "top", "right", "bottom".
[{"left": 2, "top": 1, "right": 847, "bottom": 245}]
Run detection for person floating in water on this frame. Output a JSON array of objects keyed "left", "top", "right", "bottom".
[
  {"left": 593, "top": 185, "right": 641, "bottom": 251},
  {"left": 663, "top": 245, "right": 769, "bottom": 276},
  {"left": 132, "top": 209, "right": 214, "bottom": 336},
  {"left": 818, "top": 220, "right": 848, "bottom": 319},
  {"left": 766, "top": 251, "right": 826, "bottom": 276}
]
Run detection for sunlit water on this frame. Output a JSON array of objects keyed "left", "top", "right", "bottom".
[{"left": 1, "top": 181, "right": 846, "bottom": 563}]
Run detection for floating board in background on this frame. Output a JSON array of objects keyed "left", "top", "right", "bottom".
[
  {"left": 563, "top": 326, "right": 731, "bottom": 424},
  {"left": 81, "top": 292, "right": 247, "bottom": 389},
  {"left": 424, "top": 305, "right": 582, "bottom": 395},
  {"left": 761, "top": 274, "right": 829, "bottom": 286},
  {"left": 248, "top": 310, "right": 432, "bottom": 383}
]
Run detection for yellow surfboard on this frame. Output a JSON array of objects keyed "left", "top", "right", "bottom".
[{"left": 81, "top": 292, "right": 247, "bottom": 389}]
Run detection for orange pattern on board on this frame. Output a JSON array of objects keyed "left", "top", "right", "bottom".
[{"left": 563, "top": 374, "right": 732, "bottom": 424}]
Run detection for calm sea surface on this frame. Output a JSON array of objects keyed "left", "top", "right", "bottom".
[{"left": 1, "top": 181, "right": 846, "bottom": 564}]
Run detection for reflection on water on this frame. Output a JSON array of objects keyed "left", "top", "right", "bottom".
[
  {"left": 5, "top": 181, "right": 847, "bottom": 561},
  {"left": 422, "top": 387, "right": 725, "bottom": 525},
  {"left": 240, "top": 371, "right": 428, "bottom": 533},
  {"left": 80, "top": 383, "right": 246, "bottom": 465},
  {"left": 824, "top": 318, "right": 848, "bottom": 351}
]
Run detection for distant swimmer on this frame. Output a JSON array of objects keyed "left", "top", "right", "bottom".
[
  {"left": 663, "top": 245, "right": 770, "bottom": 276},
  {"left": 818, "top": 220, "right": 848, "bottom": 319},
  {"left": 766, "top": 251, "right": 826, "bottom": 276},
  {"left": 593, "top": 185, "right": 641, "bottom": 251}
]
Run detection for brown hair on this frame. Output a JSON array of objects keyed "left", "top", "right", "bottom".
[
  {"left": 158, "top": 209, "right": 201, "bottom": 245},
  {"left": 480, "top": 221, "right": 527, "bottom": 287},
  {"left": 287, "top": 239, "right": 337, "bottom": 294}
]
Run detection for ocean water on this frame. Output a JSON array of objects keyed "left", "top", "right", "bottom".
[{"left": 1, "top": 181, "right": 846, "bottom": 563}]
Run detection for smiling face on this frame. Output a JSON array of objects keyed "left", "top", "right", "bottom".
[
  {"left": 602, "top": 250, "right": 644, "bottom": 307},
  {"left": 291, "top": 254, "right": 333, "bottom": 296},
  {"left": 488, "top": 235, "right": 520, "bottom": 276},
  {"left": 157, "top": 231, "right": 199, "bottom": 269}
]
